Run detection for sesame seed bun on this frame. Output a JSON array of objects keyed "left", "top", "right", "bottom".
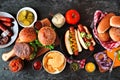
[
  {"left": 18, "top": 27, "right": 37, "bottom": 43},
  {"left": 38, "top": 26, "right": 56, "bottom": 46}
]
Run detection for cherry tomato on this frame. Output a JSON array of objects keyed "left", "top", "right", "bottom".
[
  {"left": 65, "top": 9, "right": 80, "bottom": 25},
  {"left": 33, "top": 60, "right": 42, "bottom": 70}
]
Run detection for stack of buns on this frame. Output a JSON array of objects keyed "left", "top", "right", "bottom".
[{"left": 97, "top": 13, "right": 120, "bottom": 42}]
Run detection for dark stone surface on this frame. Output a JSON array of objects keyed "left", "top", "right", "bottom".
[{"left": 0, "top": 0, "right": 120, "bottom": 80}]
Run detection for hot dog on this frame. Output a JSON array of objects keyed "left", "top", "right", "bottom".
[
  {"left": 77, "top": 24, "right": 96, "bottom": 51},
  {"left": 0, "top": 16, "right": 13, "bottom": 23},
  {"left": 65, "top": 26, "right": 82, "bottom": 55},
  {"left": 2, "top": 21, "right": 13, "bottom": 27},
  {"left": 0, "top": 23, "right": 13, "bottom": 37}
]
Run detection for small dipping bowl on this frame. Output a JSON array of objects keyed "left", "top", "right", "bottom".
[
  {"left": 32, "top": 60, "right": 42, "bottom": 71},
  {"left": 16, "top": 7, "right": 37, "bottom": 27}
]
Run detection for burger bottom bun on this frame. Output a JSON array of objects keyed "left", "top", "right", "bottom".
[
  {"left": 38, "top": 26, "right": 56, "bottom": 46},
  {"left": 18, "top": 27, "right": 37, "bottom": 43},
  {"left": 109, "top": 27, "right": 120, "bottom": 41},
  {"left": 98, "top": 31, "right": 110, "bottom": 42}
]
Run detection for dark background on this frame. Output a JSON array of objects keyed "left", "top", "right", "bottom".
[{"left": 0, "top": 0, "right": 120, "bottom": 80}]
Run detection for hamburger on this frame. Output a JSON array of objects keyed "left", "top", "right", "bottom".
[
  {"left": 38, "top": 26, "right": 56, "bottom": 49},
  {"left": 2, "top": 42, "right": 36, "bottom": 61},
  {"left": 14, "top": 42, "right": 33, "bottom": 60},
  {"left": 16, "top": 27, "right": 37, "bottom": 43}
]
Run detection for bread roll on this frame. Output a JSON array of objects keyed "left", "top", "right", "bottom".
[
  {"left": 110, "top": 16, "right": 120, "bottom": 27},
  {"left": 18, "top": 27, "right": 37, "bottom": 43},
  {"left": 38, "top": 26, "right": 56, "bottom": 46},
  {"left": 109, "top": 27, "right": 120, "bottom": 41},
  {"left": 98, "top": 31, "right": 110, "bottom": 42},
  {"left": 97, "top": 13, "right": 115, "bottom": 33}
]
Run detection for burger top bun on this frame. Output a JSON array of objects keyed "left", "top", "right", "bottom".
[
  {"left": 38, "top": 26, "right": 56, "bottom": 46},
  {"left": 110, "top": 16, "right": 120, "bottom": 27},
  {"left": 97, "top": 13, "right": 115, "bottom": 33},
  {"left": 109, "top": 27, "right": 120, "bottom": 41},
  {"left": 18, "top": 27, "right": 37, "bottom": 43}
]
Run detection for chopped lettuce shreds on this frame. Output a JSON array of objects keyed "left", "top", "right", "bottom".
[
  {"left": 29, "top": 42, "right": 37, "bottom": 52},
  {"left": 35, "top": 39, "right": 43, "bottom": 47},
  {"left": 34, "top": 39, "right": 54, "bottom": 50},
  {"left": 30, "top": 52, "right": 36, "bottom": 60},
  {"left": 45, "top": 44, "right": 54, "bottom": 50},
  {"left": 29, "top": 42, "right": 37, "bottom": 60},
  {"left": 36, "top": 30, "right": 39, "bottom": 34}
]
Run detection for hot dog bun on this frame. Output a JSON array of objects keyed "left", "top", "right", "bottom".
[
  {"left": 65, "top": 28, "right": 82, "bottom": 55},
  {"left": 109, "top": 27, "right": 120, "bottom": 41},
  {"left": 65, "top": 30, "right": 73, "bottom": 55},
  {"left": 85, "top": 26, "right": 96, "bottom": 45},
  {"left": 110, "top": 16, "right": 120, "bottom": 27},
  {"left": 77, "top": 29, "right": 87, "bottom": 49},
  {"left": 98, "top": 31, "right": 110, "bottom": 42},
  {"left": 97, "top": 13, "right": 115, "bottom": 33},
  {"left": 77, "top": 25, "right": 96, "bottom": 51}
]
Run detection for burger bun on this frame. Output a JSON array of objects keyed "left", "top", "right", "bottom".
[
  {"left": 110, "top": 16, "right": 120, "bottom": 27},
  {"left": 109, "top": 27, "right": 120, "bottom": 41},
  {"left": 38, "top": 26, "right": 56, "bottom": 46}
]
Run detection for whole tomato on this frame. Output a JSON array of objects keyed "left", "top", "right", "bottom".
[{"left": 65, "top": 9, "right": 80, "bottom": 25}]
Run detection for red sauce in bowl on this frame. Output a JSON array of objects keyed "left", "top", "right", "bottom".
[{"left": 33, "top": 60, "right": 42, "bottom": 70}]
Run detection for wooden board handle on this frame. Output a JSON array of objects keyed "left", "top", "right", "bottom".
[{"left": 2, "top": 49, "right": 16, "bottom": 61}]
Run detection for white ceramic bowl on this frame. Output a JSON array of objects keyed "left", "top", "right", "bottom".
[
  {"left": 0, "top": 12, "right": 19, "bottom": 48},
  {"left": 42, "top": 50, "right": 66, "bottom": 74},
  {"left": 16, "top": 7, "right": 37, "bottom": 27}
]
